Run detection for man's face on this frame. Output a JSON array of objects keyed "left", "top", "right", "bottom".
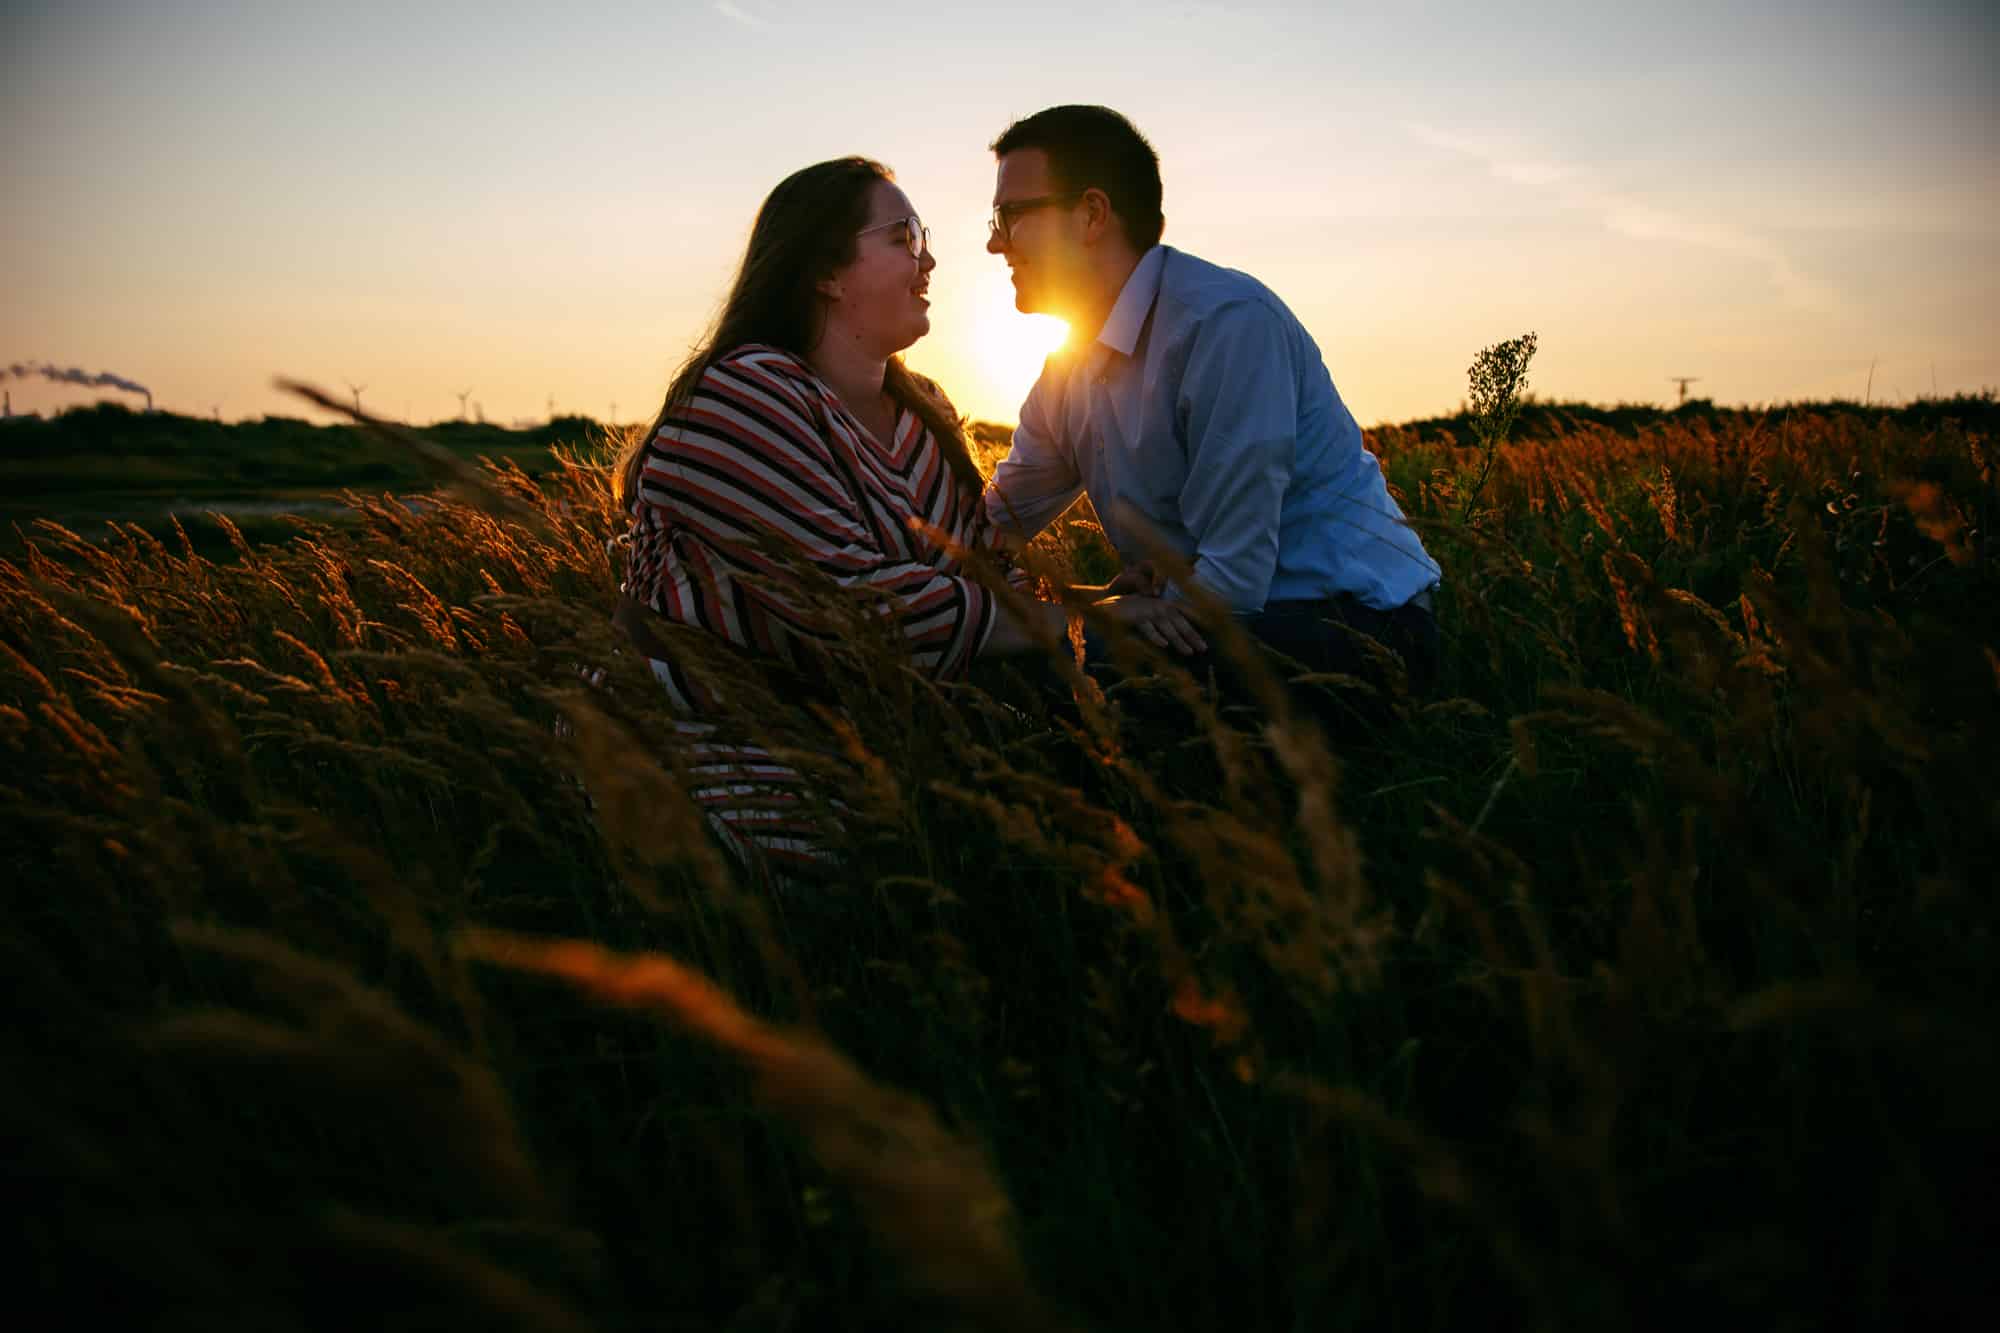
[{"left": 986, "top": 148, "right": 1086, "bottom": 318}]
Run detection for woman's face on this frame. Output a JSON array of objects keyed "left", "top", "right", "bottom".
[{"left": 821, "top": 180, "right": 935, "bottom": 357}]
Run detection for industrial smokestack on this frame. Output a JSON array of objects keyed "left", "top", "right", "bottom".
[{"left": 2, "top": 360, "right": 154, "bottom": 412}]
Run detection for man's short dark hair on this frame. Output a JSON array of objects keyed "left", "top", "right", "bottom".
[{"left": 991, "top": 105, "right": 1164, "bottom": 252}]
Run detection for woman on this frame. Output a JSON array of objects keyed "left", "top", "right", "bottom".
[{"left": 614, "top": 157, "right": 1069, "bottom": 882}]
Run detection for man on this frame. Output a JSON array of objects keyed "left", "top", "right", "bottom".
[{"left": 981, "top": 105, "right": 1443, "bottom": 706}]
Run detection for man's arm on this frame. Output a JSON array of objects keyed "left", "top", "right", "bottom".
[
  {"left": 980, "top": 361, "right": 1183, "bottom": 637},
  {"left": 982, "top": 372, "right": 1083, "bottom": 549},
  {"left": 1168, "top": 300, "right": 1299, "bottom": 614}
]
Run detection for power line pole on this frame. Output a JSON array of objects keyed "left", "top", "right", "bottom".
[{"left": 1668, "top": 376, "right": 1700, "bottom": 406}]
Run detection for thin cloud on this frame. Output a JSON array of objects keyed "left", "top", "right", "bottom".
[
  {"left": 713, "top": 2, "right": 781, "bottom": 31},
  {"left": 1407, "top": 122, "right": 1845, "bottom": 316}
]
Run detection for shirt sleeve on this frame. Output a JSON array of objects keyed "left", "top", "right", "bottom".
[
  {"left": 639, "top": 351, "right": 997, "bottom": 679},
  {"left": 909, "top": 366, "right": 1038, "bottom": 595},
  {"left": 1168, "top": 300, "right": 1298, "bottom": 613},
  {"left": 982, "top": 366, "right": 1082, "bottom": 543},
  {"left": 960, "top": 484, "right": 1042, "bottom": 596}
]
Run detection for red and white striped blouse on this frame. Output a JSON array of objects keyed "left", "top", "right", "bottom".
[{"left": 625, "top": 343, "right": 1022, "bottom": 710}]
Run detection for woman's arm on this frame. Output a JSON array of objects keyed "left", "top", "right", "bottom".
[
  {"left": 642, "top": 348, "right": 1012, "bottom": 680},
  {"left": 977, "top": 595, "right": 1072, "bottom": 657}
]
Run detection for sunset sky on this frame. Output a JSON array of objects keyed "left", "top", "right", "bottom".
[{"left": 5, "top": 1, "right": 1996, "bottom": 428}]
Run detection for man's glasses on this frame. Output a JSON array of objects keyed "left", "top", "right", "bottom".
[
  {"left": 855, "top": 214, "right": 931, "bottom": 259},
  {"left": 988, "top": 191, "right": 1086, "bottom": 244}
]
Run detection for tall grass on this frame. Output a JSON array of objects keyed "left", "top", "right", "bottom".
[{"left": 4, "top": 390, "right": 1996, "bottom": 1330}]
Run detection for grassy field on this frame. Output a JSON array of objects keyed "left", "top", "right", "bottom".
[{"left": 4, "top": 391, "right": 1996, "bottom": 1330}]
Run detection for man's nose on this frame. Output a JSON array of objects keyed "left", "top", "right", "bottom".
[
  {"left": 918, "top": 246, "right": 936, "bottom": 274},
  {"left": 985, "top": 226, "right": 1006, "bottom": 256}
]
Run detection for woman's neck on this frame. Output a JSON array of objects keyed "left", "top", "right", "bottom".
[{"left": 805, "top": 324, "right": 890, "bottom": 420}]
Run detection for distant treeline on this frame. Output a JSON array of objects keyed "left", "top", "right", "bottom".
[
  {"left": 1370, "top": 390, "right": 2000, "bottom": 450},
  {"left": 0, "top": 402, "right": 608, "bottom": 500},
  {"left": 5, "top": 394, "right": 1994, "bottom": 504}
]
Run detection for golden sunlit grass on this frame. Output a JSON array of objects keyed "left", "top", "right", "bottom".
[{"left": 3, "top": 384, "right": 1996, "bottom": 1329}]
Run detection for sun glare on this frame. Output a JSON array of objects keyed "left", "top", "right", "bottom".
[{"left": 970, "top": 269, "right": 1068, "bottom": 419}]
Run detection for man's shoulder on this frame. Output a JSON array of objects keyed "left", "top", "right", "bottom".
[{"left": 1157, "top": 247, "right": 1293, "bottom": 323}]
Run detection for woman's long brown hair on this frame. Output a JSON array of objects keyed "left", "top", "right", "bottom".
[{"left": 616, "top": 157, "right": 983, "bottom": 510}]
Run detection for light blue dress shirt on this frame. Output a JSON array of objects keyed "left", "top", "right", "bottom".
[{"left": 984, "top": 245, "right": 1441, "bottom": 614}]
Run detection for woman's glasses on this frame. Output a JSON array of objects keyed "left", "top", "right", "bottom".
[{"left": 855, "top": 214, "right": 930, "bottom": 259}]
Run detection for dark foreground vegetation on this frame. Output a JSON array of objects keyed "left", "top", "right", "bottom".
[{"left": 4, "top": 391, "right": 1996, "bottom": 1330}]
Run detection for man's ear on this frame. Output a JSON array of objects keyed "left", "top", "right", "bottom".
[
  {"left": 1080, "top": 188, "right": 1116, "bottom": 246},
  {"left": 814, "top": 272, "right": 843, "bottom": 301}
]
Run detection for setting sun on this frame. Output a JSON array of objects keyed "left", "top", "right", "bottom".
[{"left": 968, "top": 268, "right": 1069, "bottom": 417}]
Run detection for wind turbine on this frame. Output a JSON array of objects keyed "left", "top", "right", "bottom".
[
  {"left": 1668, "top": 376, "right": 1700, "bottom": 406},
  {"left": 345, "top": 381, "right": 368, "bottom": 415},
  {"left": 455, "top": 388, "right": 473, "bottom": 421}
]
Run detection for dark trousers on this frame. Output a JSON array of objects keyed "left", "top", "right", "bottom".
[
  {"left": 1233, "top": 593, "right": 1440, "bottom": 700},
  {"left": 970, "top": 592, "right": 1441, "bottom": 742},
  {"left": 1083, "top": 592, "right": 1440, "bottom": 726}
]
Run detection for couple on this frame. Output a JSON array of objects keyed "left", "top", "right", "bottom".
[{"left": 613, "top": 106, "right": 1441, "bottom": 875}]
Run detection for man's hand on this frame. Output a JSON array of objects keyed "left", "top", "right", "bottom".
[
  {"left": 1105, "top": 560, "right": 1165, "bottom": 597},
  {"left": 1101, "top": 594, "right": 1207, "bottom": 656}
]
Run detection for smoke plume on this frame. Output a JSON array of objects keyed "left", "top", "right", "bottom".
[{"left": 2, "top": 360, "right": 153, "bottom": 412}]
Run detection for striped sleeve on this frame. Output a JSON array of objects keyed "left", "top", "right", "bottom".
[{"left": 638, "top": 347, "right": 996, "bottom": 679}]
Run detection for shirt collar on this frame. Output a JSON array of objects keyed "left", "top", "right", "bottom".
[{"left": 1088, "top": 245, "right": 1167, "bottom": 372}]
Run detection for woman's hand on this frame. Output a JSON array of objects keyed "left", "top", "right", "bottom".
[{"left": 1101, "top": 594, "right": 1207, "bottom": 656}]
